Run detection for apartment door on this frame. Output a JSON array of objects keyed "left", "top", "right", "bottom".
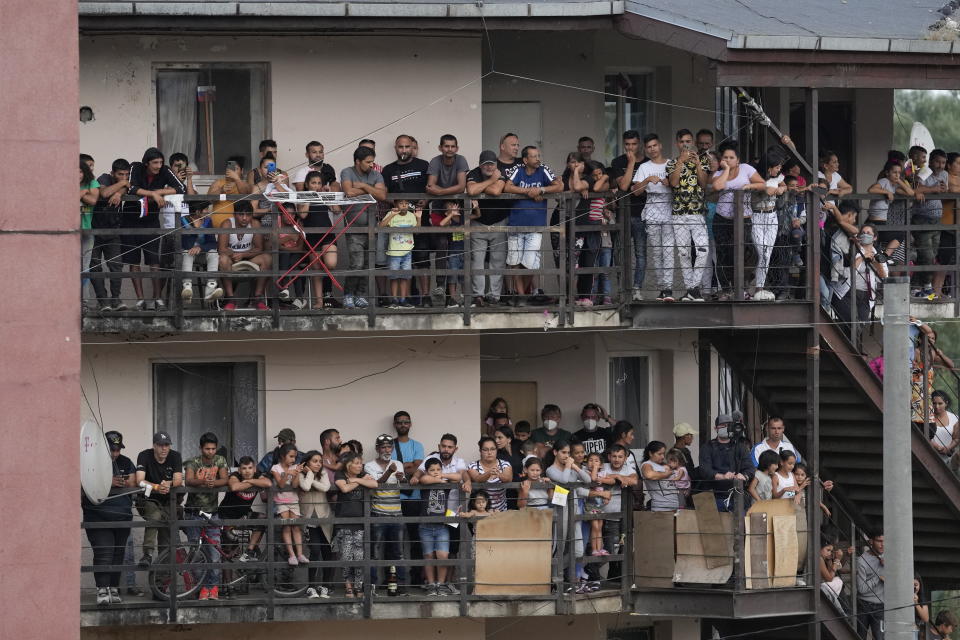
[
  {"left": 480, "top": 381, "right": 538, "bottom": 433},
  {"left": 482, "top": 102, "right": 542, "bottom": 155}
]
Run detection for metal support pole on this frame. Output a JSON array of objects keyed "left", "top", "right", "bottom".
[
  {"left": 265, "top": 488, "right": 275, "bottom": 620},
  {"left": 462, "top": 194, "right": 472, "bottom": 327},
  {"left": 367, "top": 222, "right": 376, "bottom": 328},
  {"left": 362, "top": 488, "right": 373, "bottom": 618},
  {"left": 698, "top": 337, "right": 713, "bottom": 448},
  {"left": 804, "top": 88, "right": 819, "bottom": 181},
  {"left": 850, "top": 519, "right": 859, "bottom": 623},
  {"left": 566, "top": 194, "right": 577, "bottom": 325},
  {"left": 806, "top": 323, "right": 821, "bottom": 640},
  {"left": 733, "top": 478, "right": 745, "bottom": 591},
  {"left": 167, "top": 493, "right": 178, "bottom": 621},
  {"left": 733, "top": 191, "right": 745, "bottom": 300},
  {"left": 883, "top": 277, "right": 914, "bottom": 640}
]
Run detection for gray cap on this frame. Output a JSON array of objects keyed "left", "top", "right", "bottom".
[
  {"left": 715, "top": 414, "right": 732, "bottom": 426},
  {"left": 479, "top": 150, "right": 497, "bottom": 165}
]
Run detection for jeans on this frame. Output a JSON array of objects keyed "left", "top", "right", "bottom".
[
  {"left": 630, "top": 217, "right": 647, "bottom": 288},
  {"left": 646, "top": 221, "right": 675, "bottom": 291},
  {"left": 576, "top": 230, "right": 601, "bottom": 297},
  {"left": 345, "top": 235, "right": 369, "bottom": 296},
  {"left": 470, "top": 228, "right": 507, "bottom": 299},
  {"left": 594, "top": 247, "right": 613, "bottom": 296},
  {"left": 185, "top": 512, "right": 221, "bottom": 587},
  {"left": 372, "top": 517, "right": 408, "bottom": 584},
  {"left": 418, "top": 523, "right": 451, "bottom": 555},
  {"left": 857, "top": 599, "right": 884, "bottom": 639},
  {"left": 89, "top": 234, "right": 123, "bottom": 301},
  {"left": 713, "top": 216, "right": 735, "bottom": 291},
  {"left": 84, "top": 518, "right": 131, "bottom": 588}
]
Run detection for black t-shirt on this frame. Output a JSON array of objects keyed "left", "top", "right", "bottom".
[
  {"left": 82, "top": 454, "right": 137, "bottom": 521},
  {"left": 571, "top": 426, "right": 612, "bottom": 456},
  {"left": 608, "top": 154, "right": 647, "bottom": 217},
  {"left": 136, "top": 449, "right": 183, "bottom": 504},
  {"left": 422, "top": 483, "right": 451, "bottom": 516},
  {"left": 93, "top": 173, "right": 123, "bottom": 229},
  {"left": 122, "top": 163, "right": 185, "bottom": 228},
  {"left": 497, "top": 158, "right": 522, "bottom": 177},
  {"left": 301, "top": 202, "right": 332, "bottom": 245},
  {"left": 382, "top": 158, "right": 431, "bottom": 227},
  {"left": 334, "top": 470, "right": 367, "bottom": 530},
  {"left": 467, "top": 166, "right": 510, "bottom": 225},
  {"left": 219, "top": 471, "right": 264, "bottom": 519}
]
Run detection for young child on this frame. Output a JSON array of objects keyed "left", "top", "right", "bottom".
[
  {"left": 584, "top": 452, "right": 610, "bottom": 555},
  {"left": 518, "top": 457, "right": 552, "bottom": 509},
  {"left": 792, "top": 462, "right": 832, "bottom": 518},
  {"left": 771, "top": 450, "right": 798, "bottom": 500},
  {"left": 270, "top": 443, "right": 306, "bottom": 565},
  {"left": 418, "top": 457, "right": 452, "bottom": 596},
  {"left": 430, "top": 200, "right": 464, "bottom": 307},
  {"left": 748, "top": 449, "right": 780, "bottom": 502},
  {"left": 665, "top": 449, "right": 691, "bottom": 507},
  {"left": 380, "top": 198, "right": 421, "bottom": 308},
  {"left": 519, "top": 439, "right": 537, "bottom": 470},
  {"left": 782, "top": 174, "right": 806, "bottom": 268},
  {"left": 461, "top": 489, "right": 492, "bottom": 519}
]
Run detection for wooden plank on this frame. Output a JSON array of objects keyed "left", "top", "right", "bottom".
[
  {"left": 796, "top": 502, "right": 808, "bottom": 573},
  {"left": 747, "top": 499, "right": 798, "bottom": 589},
  {"left": 772, "top": 515, "right": 799, "bottom": 588},
  {"left": 692, "top": 491, "right": 731, "bottom": 569},
  {"left": 474, "top": 509, "right": 552, "bottom": 595},
  {"left": 633, "top": 511, "right": 675, "bottom": 588},
  {"left": 746, "top": 512, "right": 770, "bottom": 590},
  {"left": 674, "top": 510, "right": 733, "bottom": 584}
]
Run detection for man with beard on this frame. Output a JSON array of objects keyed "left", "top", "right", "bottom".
[
  {"left": 382, "top": 135, "right": 432, "bottom": 304},
  {"left": 466, "top": 150, "right": 508, "bottom": 306}
]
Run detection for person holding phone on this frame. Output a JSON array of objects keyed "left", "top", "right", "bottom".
[
  {"left": 168, "top": 153, "right": 198, "bottom": 196},
  {"left": 207, "top": 155, "right": 253, "bottom": 228}
]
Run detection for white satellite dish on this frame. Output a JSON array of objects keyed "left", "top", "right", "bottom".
[
  {"left": 909, "top": 122, "right": 936, "bottom": 180},
  {"left": 80, "top": 420, "right": 113, "bottom": 504}
]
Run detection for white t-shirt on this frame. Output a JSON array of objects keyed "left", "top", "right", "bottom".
[
  {"left": 933, "top": 411, "right": 959, "bottom": 460},
  {"left": 633, "top": 160, "right": 673, "bottom": 222},
  {"left": 417, "top": 455, "right": 468, "bottom": 512},
  {"left": 713, "top": 164, "right": 757, "bottom": 219},
  {"left": 751, "top": 436, "right": 802, "bottom": 467}
]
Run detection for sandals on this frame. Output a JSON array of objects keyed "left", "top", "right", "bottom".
[{"left": 345, "top": 583, "right": 355, "bottom": 598}]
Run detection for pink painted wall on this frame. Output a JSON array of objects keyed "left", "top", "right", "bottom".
[{"left": 0, "top": 1, "right": 80, "bottom": 638}]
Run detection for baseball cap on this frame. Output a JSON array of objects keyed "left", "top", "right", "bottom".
[
  {"left": 715, "top": 414, "right": 732, "bottom": 426},
  {"left": 153, "top": 431, "right": 173, "bottom": 446},
  {"left": 274, "top": 428, "right": 296, "bottom": 442},
  {"left": 673, "top": 422, "right": 696, "bottom": 438},
  {"left": 375, "top": 434, "right": 395, "bottom": 447},
  {"left": 479, "top": 150, "right": 497, "bottom": 165},
  {"left": 105, "top": 431, "right": 125, "bottom": 449}
]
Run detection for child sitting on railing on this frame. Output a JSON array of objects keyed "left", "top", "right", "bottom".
[{"left": 270, "top": 443, "right": 306, "bottom": 566}]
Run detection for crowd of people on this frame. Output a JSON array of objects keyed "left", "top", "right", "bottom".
[{"left": 83, "top": 401, "right": 833, "bottom": 605}]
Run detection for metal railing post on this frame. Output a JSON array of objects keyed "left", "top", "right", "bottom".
[
  {"left": 362, "top": 487, "right": 372, "bottom": 618},
  {"left": 462, "top": 194, "right": 472, "bottom": 326},
  {"left": 733, "top": 478, "right": 745, "bottom": 591},
  {"left": 566, "top": 194, "right": 577, "bottom": 324},
  {"left": 265, "top": 487, "right": 275, "bottom": 620},
  {"left": 557, "top": 196, "right": 568, "bottom": 327},
  {"left": 272, "top": 208, "right": 280, "bottom": 328},
  {"left": 459, "top": 510, "right": 470, "bottom": 617},
  {"left": 367, "top": 218, "right": 376, "bottom": 328},
  {"left": 566, "top": 488, "right": 576, "bottom": 604},
  {"left": 619, "top": 196, "right": 629, "bottom": 304},
  {"left": 733, "top": 191, "right": 745, "bottom": 301},
  {"left": 174, "top": 224, "right": 184, "bottom": 330},
  {"left": 807, "top": 191, "right": 821, "bottom": 306},
  {"left": 167, "top": 489, "right": 179, "bottom": 621},
  {"left": 621, "top": 484, "right": 633, "bottom": 604},
  {"left": 850, "top": 520, "right": 859, "bottom": 623}
]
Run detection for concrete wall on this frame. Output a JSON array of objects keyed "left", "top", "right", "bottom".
[
  {"left": 79, "top": 34, "right": 482, "bottom": 174},
  {"left": 82, "top": 334, "right": 481, "bottom": 457},
  {"left": 482, "top": 30, "right": 716, "bottom": 170},
  {"left": 1, "top": 0, "right": 80, "bottom": 638}
]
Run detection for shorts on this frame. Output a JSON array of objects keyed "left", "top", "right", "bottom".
[
  {"left": 387, "top": 252, "right": 412, "bottom": 280},
  {"left": 507, "top": 232, "right": 542, "bottom": 270},
  {"left": 275, "top": 502, "right": 301, "bottom": 517},
  {"left": 376, "top": 230, "right": 389, "bottom": 267},
  {"left": 419, "top": 523, "right": 450, "bottom": 554},
  {"left": 122, "top": 234, "right": 162, "bottom": 266},
  {"left": 447, "top": 247, "right": 464, "bottom": 283}
]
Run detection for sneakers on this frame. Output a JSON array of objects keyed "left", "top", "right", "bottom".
[
  {"left": 204, "top": 283, "right": 223, "bottom": 301},
  {"left": 155, "top": 299, "right": 166, "bottom": 311},
  {"left": 753, "top": 289, "right": 775, "bottom": 301},
  {"left": 343, "top": 295, "right": 356, "bottom": 309},
  {"left": 399, "top": 299, "right": 415, "bottom": 308},
  {"left": 126, "top": 586, "right": 145, "bottom": 597},
  {"left": 656, "top": 290, "right": 675, "bottom": 302},
  {"left": 306, "top": 587, "right": 321, "bottom": 599},
  {"left": 443, "top": 582, "right": 460, "bottom": 595},
  {"left": 238, "top": 548, "right": 259, "bottom": 562},
  {"left": 112, "top": 299, "right": 127, "bottom": 312},
  {"left": 223, "top": 302, "right": 237, "bottom": 311},
  {"left": 588, "top": 581, "right": 601, "bottom": 592},
  {"left": 181, "top": 283, "right": 193, "bottom": 302},
  {"left": 255, "top": 301, "right": 269, "bottom": 311},
  {"left": 446, "top": 297, "right": 460, "bottom": 308},
  {"left": 291, "top": 298, "right": 307, "bottom": 310},
  {"left": 387, "top": 298, "right": 400, "bottom": 309},
  {"left": 575, "top": 297, "right": 594, "bottom": 307},
  {"left": 208, "top": 586, "right": 219, "bottom": 600},
  {"left": 680, "top": 288, "right": 704, "bottom": 302},
  {"left": 471, "top": 297, "right": 485, "bottom": 308},
  {"left": 98, "top": 301, "right": 113, "bottom": 313},
  {"left": 109, "top": 587, "right": 122, "bottom": 604},
  {"left": 632, "top": 288, "right": 644, "bottom": 302},
  {"left": 96, "top": 588, "right": 110, "bottom": 606},
  {"left": 430, "top": 287, "right": 445, "bottom": 307},
  {"left": 575, "top": 580, "right": 591, "bottom": 594},
  {"left": 137, "top": 553, "right": 152, "bottom": 568},
  {"left": 278, "top": 287, "right": 291, "bottom": 301},
  {"left": 135, "top": 299, "right": 147, "bottom": 311},
  {"left": 297, "top": 553, "right": 309, "bottom": 564},
  {"left": 355, "top": 296, "right": 369, "bottom": 308},
  {"left": 288, "top": 556, "right": 299, "bottom": 566},
  {"left": 426, "top": 583, "right": 439, "bottom": 596},
  {"left": 602, "top": 296, "right": 613, "bottom": 305},
  {"left": 198, "top": 587, "right": 210, "bottom": 601}
]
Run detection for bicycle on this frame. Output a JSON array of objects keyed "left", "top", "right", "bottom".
[{"left": 148, "top": 511, "right": 309, "bottom": 600}]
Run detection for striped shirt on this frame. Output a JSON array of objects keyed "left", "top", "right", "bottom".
[{"left": 363, "top": 459, "right": 402, "bottom": 516}]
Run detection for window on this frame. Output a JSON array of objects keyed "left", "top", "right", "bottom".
[
  {"left": 608, "top": 356, "right": 650, "bottom": 444},
  {"left": 153, "top": 361, "right": 262, "bottom": 464},
  {"left": 604, "top": 72, "right": 653, "bottom": 161},
  {"left": 155, "top": 64, "right": 269, "bottom": 175}
]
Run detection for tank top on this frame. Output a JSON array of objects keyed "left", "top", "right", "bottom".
[
  {"left": 776, "top": 471, "right": 797, "bottom": 499},
  {"left": 227, "top": 217, "right": 253, "bottom": 253}
]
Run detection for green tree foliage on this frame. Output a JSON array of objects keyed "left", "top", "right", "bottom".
[{"left": 894, "top": 90, "right": 960, "bottom": 154}]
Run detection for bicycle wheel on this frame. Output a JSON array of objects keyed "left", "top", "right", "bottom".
[
  {"left": 149, "top": 545, "right": 208, "bottom": 600},
  {"left": 270, "top": 545, "right": 308, "bottom": 598}
]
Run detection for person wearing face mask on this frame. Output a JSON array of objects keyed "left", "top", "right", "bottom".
[
  {"left": 832, "top": 222, "right": 887, "bottom": 341},
  {"left": 571, "top": 403, "right": 613, "bottom": 456},
  {"left": 698, "top": 415, "right": 754, "bottom": 511},
  {"left": 530, "top": 404, "right": 572, "bottom": 459}
]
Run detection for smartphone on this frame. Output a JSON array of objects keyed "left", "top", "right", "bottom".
[
  {"left": 266, "top": 161, "right": 276, "bottom": 174},
  {"left": 226, "top": 160, "right": 239, "bottom": 172}
]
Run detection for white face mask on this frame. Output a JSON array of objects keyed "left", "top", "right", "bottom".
[
  {"left": 543, "top": 419, "right": 558, "bottom": 431},
  {"left": 717, "top": 427, "right": 729, "bottom": 439},
  {"left": 583, "top": 419, "right": 598, "bottom": 431}
]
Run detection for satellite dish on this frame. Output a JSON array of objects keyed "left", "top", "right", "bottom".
[{"left": 80, "top": 420, "right": 113, "bottom": 504}]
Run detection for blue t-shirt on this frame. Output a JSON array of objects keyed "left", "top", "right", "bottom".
[
  {"left": 180, "top": 215, "right": 217, "bottom": 252},
  {"left": 395, "top": 438, "right": 425, "bottom": 500},
  {"left": 506, "top": 165, "right": 557, "bottom": 227}
]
